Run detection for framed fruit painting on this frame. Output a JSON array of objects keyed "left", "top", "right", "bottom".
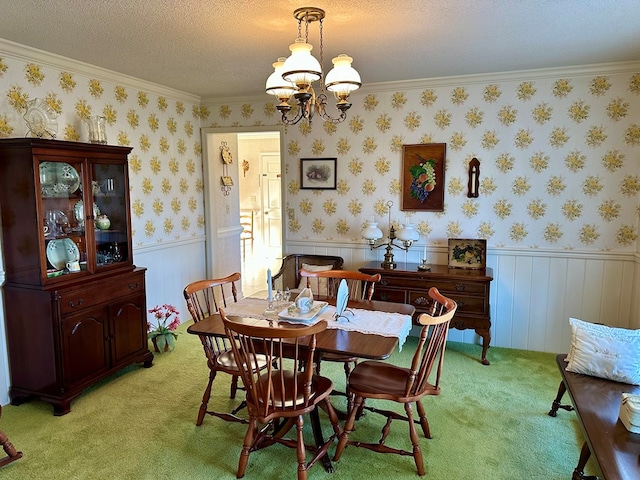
[{"left": 401, "top": 143, "right": 446, "bottom": 211}]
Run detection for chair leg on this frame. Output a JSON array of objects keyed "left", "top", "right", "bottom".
[
  {"left": 416, "top": 399, "right": 431, "bottom": 439},
  {"left": 295, "top": 415, "right": 308, "bottom": 480},
  {"left": 334, "top": 395, "right": 362, "bottom": 461},
  {"left": 343, "top": 361, "right": 356, "bottom": 412},
  {"left": 197, "top": 370, "right": 216, "bottom": 426},
  {"left": 230, "top": 375, "right": 239, "bottom": 399},
  {"left": 237, "top": 417, "right": 258, "bottom": 478},
  {"left": 0, "top": 426, "right": 22, "bottom": 468},
  {"left": 404, "top": 402, "right": 425, "bottom": 476}
]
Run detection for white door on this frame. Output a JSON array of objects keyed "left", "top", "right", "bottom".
[{"left": 261, "top": 153, "right": 282, "bottom": 254}]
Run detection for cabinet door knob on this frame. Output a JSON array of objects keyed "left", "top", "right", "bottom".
[
  {"left": 67, "top": 298, "right": 83, "bottom": 308},
  {"left": 380, "top": 279, "right": 389, "bottom": 286},
  {"left": 128, "top": 282, "right": 139, "bottom": 290},
  {"left": 380, "top": 293, "right": 389, "bottom": 301},
  {"left": 455, "top": 283, "right": 466, "bottom": 292},
  {"left": 457, "top": 300, "right": 467, "bottom": 308}
]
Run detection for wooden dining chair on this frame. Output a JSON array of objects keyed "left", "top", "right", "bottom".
[
  {"left": 299, "top": 268, "right": 381, "bottom": 410},
  {"left": 221, "top": 310, "right": 341, "bottom": 480},
  {"left": 0, "top": 406, "right": 22, "bottom": 468},
  {"left": 183, "top": 272, "right": 258, "bottom": 425},
  {"left": 333, "top": 287, "right": 457, "bottom": 476}
]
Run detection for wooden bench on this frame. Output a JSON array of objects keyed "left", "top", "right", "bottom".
[{"left": 549, "top": 354, "right": 640, "bottom": 480}]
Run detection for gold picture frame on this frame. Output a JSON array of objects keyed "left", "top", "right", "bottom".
[{"left": 447, "top": 238, "right": 486, "bottom": 269}]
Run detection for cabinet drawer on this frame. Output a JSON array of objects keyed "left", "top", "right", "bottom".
[
  {"left": 409, "top": 291, "right": 487, "bottom": 315},
  {"left": 372, "top": 288, "right": 406, "bottom": 304},
  {"left": 58, "top": 272, "right": 145, "bottom": 315},
  {"left": 449, "top": 315, "right": 490, "bottom": 331},
  {"left": 379, "top": 276, "right": 487, "bottom": 296}
]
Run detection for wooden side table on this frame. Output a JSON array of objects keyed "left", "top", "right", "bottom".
[{"left": 359, "top": 262, "right": 493, "bottom": 364}]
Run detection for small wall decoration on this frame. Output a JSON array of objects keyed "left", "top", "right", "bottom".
[
  {"left": 467, "top": 157, "right": 480, "bottom": 198},
  {"left": 447, "top": 238, "right": 487, "bottom": 270},
  {"left": 242, "top": 159, "right": 249, "bottom": 177},
  {"left": 401, "top": 143, "right": 446, "bottom": 211},
  {"left": 300, "top": 158, "right": 337, "bottom": 190},
  {"left": 219, "top": 141, "right": 234, "bottom": 196}
]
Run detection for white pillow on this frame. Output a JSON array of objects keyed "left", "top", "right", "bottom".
[
  {"left": 297, "top": 263, "right": 333, "bottom": 295},
  {"left": 566, "top": 317, "right": 640, "bottom": 385}
]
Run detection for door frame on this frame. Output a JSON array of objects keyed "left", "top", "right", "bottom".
[{"left": 200, "top": 125, "right": 285, "bottom": 280}]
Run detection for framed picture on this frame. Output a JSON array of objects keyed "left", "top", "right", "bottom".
[
  {"left": 300, "top": 158, "right": 337, "bottom": 190},
  {"left": 448, "top": 238, "right": 487, "bottom": 270},
  {"left": 401, "top": 143, "right": 446, "bottom": 211}
]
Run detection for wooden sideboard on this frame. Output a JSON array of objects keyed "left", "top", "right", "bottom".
[{"left": 359, "top": 262, "right": 493, "bottom": 365}]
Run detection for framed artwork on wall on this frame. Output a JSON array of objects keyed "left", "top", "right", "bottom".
[
  {"left": 447, "top": 238, "right": 487, "bottom": 269},
  {"left": 401, "top": 143, "right": 446, "bottom": 211},
  {"left": 300, "top": 158, "right": 337, "bottom": 190}
]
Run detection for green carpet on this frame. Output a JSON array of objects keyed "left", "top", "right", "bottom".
[{"left": 0, "top": 322, "right": 599, "bottom": 479}]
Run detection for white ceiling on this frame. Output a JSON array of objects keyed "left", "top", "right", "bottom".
[{"left": 1, "top": 0, "right": 639, "bottom": 100}]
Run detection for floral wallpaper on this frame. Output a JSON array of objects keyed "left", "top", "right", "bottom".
[
  {"left": 2, "top": 40, "right": 639, "bottom": 254},
  {"left": 0, "top": 49, "right": 205, "bottom": 247},
  {"left": 204, "top": 68, "right": 640, "bottom": 252}
]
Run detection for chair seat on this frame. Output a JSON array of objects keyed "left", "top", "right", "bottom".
[
  {"left": 216, "top": 350, "right": 268, "bottom": 373},
  {"left": 348, "top": 361, "right": 439, "bottom": 402},
  {"left": 256, "top": 371, "right": 334, "bottom": 412}
]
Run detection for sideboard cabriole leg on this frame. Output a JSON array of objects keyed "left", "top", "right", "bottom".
[{"left": 476, "top": 327, "right": 491, "bottom": 365}]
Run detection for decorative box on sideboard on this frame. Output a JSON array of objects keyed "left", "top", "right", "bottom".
[{"left": 359, "top": 262, "right": 494, "bottom": 365}]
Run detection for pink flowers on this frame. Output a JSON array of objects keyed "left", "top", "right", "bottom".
[{"left": 147, "top": 304, "right": 181, "bottom": 352}]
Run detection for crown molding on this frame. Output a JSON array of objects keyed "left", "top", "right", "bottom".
[
  {"left": 0, "top": 38, "right": 201, "bottom": 104},
  {"left": 359, "top": 61, "right": 640, "bottom": 94}
]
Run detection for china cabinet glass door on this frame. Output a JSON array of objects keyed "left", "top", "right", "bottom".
[
  {"left": 92, "top": 162, "right": 129, "bottom": 267},
  {"left": 39, "top": 158, "right": 88, "bottom": 278}
]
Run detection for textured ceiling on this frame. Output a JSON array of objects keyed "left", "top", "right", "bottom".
[{"left": 0, "top": 0, "right": 639, "bottom": 100}]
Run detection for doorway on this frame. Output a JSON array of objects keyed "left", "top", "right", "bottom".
[{"left": 201, "top": 126, "right": 284, "bottom": 298}]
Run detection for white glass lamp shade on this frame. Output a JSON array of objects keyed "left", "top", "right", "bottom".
[
  {"left": 325, "top": 54, "right": 362, "bottom": 97},
  {"left": 281, "top": 39, "right": 322, "bottom": 89},
  {"left": 396, "top": 223, "right": 420, "bottom": 242},
  {"left": 265, "top": 57, "right": 297, "bottom": 101},
  {"left": 362, "top": 221, "right": 383, "bottom": 241}
]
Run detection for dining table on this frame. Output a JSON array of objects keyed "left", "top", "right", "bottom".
[{"left": 186, "top": 295, "right": 415, "bottom": 472}]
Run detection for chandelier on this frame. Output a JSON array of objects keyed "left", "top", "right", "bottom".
[
  {"left": 265, "top": 7, "right": 361, "bottom": 125},
  {"left": 361, "top": 201, "right": 420, "bottom": 270}
]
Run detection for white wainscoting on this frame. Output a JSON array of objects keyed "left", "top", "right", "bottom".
[
  {"left": 283, "top": 241, "right": 640, "bottom": 355},
  {"left": 133, "top": 236, "right": 208, "bottom": 319}
]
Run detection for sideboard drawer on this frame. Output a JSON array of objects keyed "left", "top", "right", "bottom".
[
  {"left": 58, "top": 271, "right": 145, "bottom": 315},
  {"left": 372, "top": 288, "right": 406, "bottom": 304},
  {"left": 409, "top": 290, "right": 487, "bottom": 315},
  {"left": 380, "top": 276, "right": 486, "bottom": 296},
  {"left": 360, "top": 262, "right": 494, "bottom": 365}
]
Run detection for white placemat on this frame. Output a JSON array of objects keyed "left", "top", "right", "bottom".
[{"left": 222, "top": 297, "right": 412, "bottom": 350}]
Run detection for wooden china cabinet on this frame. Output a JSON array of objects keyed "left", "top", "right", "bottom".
[{"left": 0, "top": 138, "right": 153, "bottom": 415}]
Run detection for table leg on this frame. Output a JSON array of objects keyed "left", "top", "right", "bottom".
[
  {"left": 548, "top": 380, "right": 574, "bottom": 417},
  {"left": 571, "top": 441, "right": 600, "bottom": 480},
  {"left": 310, "top": 408, "right": 333, "bottom": 473}
]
